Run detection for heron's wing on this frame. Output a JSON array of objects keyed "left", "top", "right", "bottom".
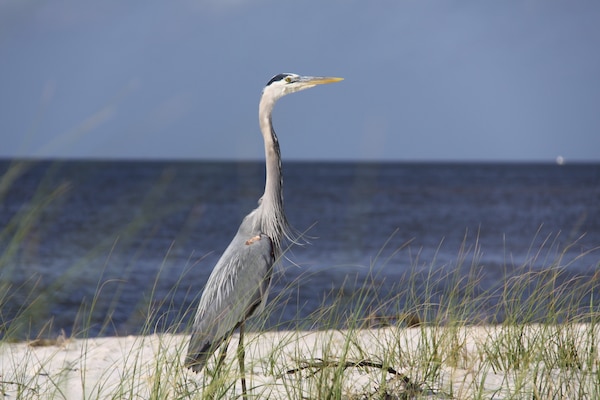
[{"left": 185, "top": 226, "right": 274, "bottom": 372}]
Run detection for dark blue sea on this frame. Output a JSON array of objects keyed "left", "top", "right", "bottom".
[{"left": 1, "top": 160, "right": 599, "bottom": 339}]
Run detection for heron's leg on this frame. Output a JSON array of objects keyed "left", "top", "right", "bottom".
[
  {"left": 206, "top": 337, "right": 231, "bottom": 380},
  {"left": 204, "top": 340, "right": 231, "bottom": 400},
  {"left": 214, "top": 341, "right": 228, "bottom": 374},
  {"left": 238, "top": 320, "right": 248, "bottom": 400}
]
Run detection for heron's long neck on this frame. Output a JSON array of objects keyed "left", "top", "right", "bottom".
[{"left": 258, "top": 95, "right": 286, "bottom": 249}]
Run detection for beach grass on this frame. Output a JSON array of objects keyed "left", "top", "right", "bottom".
[{"left": 1, "top": 160, "right": 600, "bottom": 399}]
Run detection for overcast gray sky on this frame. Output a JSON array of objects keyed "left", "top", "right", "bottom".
[{"left": 1, "top": 0, "right": 599, "bottom": 162}]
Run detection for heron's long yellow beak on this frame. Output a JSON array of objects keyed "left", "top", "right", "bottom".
[{"left": 305, "top": 76, "right": 344, "bottom": 85}]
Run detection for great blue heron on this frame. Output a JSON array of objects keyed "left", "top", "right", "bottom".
[{"left": 185, "top": 73, "right": 343, "bottom": 387}]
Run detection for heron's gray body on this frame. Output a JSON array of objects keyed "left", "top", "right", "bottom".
[
  {"left": 185, "top": 73, "right": 342, "bottom": 374},
  {"left": 186, "top": 213, "right": 275, "bottom": 372}
]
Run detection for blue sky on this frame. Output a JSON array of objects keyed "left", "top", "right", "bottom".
[{"left": 1, "top": 0, "right": 599, "bottom": 162}]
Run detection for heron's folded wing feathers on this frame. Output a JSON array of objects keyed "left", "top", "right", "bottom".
[{"left": 185, "top": 230, "right": 274, "bottom": 372}]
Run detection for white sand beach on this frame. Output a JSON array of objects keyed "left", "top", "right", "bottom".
[{"left": 1, "top": 325, "right": 598, "bottom": 399}]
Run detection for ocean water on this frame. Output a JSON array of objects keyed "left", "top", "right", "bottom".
[{"left": 1, "top": 160, "right": 599, "bottom": 338}]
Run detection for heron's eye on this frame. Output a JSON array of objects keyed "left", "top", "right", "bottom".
[{"left": 285, "top": 77, "right": 292, "bottom": 83}]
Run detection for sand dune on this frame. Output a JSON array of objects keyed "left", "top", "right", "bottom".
[{"left": 1, "top": 325, "right": 597, "bottom": 399}]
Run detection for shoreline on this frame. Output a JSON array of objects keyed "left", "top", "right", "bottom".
[{"left": 1, "top": 324, "right": 598, "bottom": 399}]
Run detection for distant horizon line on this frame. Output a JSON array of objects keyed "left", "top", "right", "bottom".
[{"left": 1, "top": 156, "right": 598, "bottom": 165}]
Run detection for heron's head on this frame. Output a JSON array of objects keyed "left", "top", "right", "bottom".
[{"left": 262, "top": 73, "right": 343, "bottom": 102}]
